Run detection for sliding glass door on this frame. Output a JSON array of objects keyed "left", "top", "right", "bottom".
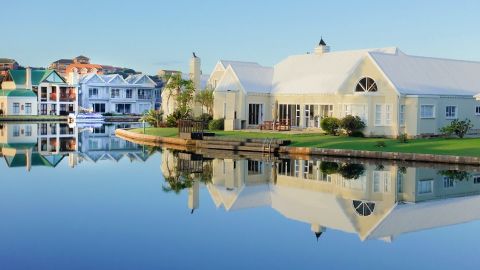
[
  {"left": 278, "top": 104, "right": 300, "bottom": 127},
  {"left": 248, "top": 103, "right": 263, "bottom": 125}
]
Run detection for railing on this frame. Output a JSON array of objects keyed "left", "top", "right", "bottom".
[{"left": 178, "top": 120, "right": 206, "bottom": 134}]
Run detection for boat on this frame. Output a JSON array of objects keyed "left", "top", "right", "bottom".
[{"left": 68, "top": 112, "right": 105, "bottom": 124}]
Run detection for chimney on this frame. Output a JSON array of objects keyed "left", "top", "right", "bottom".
[
  {"left": 25, "top": 67, "right": 32, "bottom": 89},
  {"left": 189, "top": 52, "right": 201, "bottom": 91},
  {"left": 314, "top": 37, "right": 330, "bottom": 55}
]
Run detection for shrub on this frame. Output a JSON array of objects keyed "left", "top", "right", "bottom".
[
  {"left": 320, "top": 117, "right": 341, "bottom": 135},
  {"left": 341, "top": 115, "right": 366, "bottom": 136},
  {"left": 440, "top": 119, "right": 473, "bottom": 138},
  {"left": 375, "top": 141, "right": 386, "bottom": 148},
  {"left": 350, "top": 131, "right": 365, "bottom": 137},
  {"left": 338, "top": 163, "right": 365, "bottom": 180},
  {"left": 166, "top": 110, "right": 183, "bottom": 127},
  {"left": 208, "top": 119, "right": 224, "bottom": 130},
  {"left": 320, "top": 161, "right": 339, "bottom": 175},
  {"left": 195, "top": 113, "right": 213, "bottom": 123},
  {"left": 140, "top": 109, "right": 163, "bottom": 128},
  {"left": 397, "top": 133, "right": 408, "bottom": 143}
]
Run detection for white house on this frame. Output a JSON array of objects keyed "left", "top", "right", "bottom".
[
  {"left": 211, "top": 39, "right": 480, "bottom": 137},
  {"left": 69, "top": 70, "right": 157, "bottom": 114}
]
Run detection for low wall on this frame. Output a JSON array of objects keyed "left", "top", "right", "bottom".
[
  {"left": 279, "top": 146, "right": 480, "bottom": 165},
  {"left": 115, "top": 129, "right": 195, "bottom": 146}
]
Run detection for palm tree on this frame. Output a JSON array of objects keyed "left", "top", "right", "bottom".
[
  {"left": 195, "top": 88, "right": 214, "bottom": 115},
  {"left": 140, "top": 109, "right": 163, "bottom": 127}
]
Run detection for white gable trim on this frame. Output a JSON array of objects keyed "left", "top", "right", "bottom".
[
  {"left": 82, "top": 73, "right": 106, "bottom": 84},
  {"left": 367, "top": 53, "right": 401, "bottom": 96},
  {"left": 215, "top": 65, "right": 247, "bottom": 94}
]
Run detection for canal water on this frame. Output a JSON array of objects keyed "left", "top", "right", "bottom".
[{"left": 0, "top": 122, "right": 480, "bottom": 270}]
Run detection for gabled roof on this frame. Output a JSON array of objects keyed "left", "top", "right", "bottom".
[
  {"left": 8, "top": 69, "right": 66, "bottom": 85},
  {"left": 125, "top": 74, "right": 157, "bottom": 86},
  {"left": 369, "top": 51, "right": 480, "bottom": 96},
  {"left": 0, "top": 58, "right": 17, "bottom": 64},
  {"left": 0, "top": 89, "right": 37, "bottom": 97},
  {"left": 219, "top": 60, "right": 261, "bottom": 70},
  {"left": 51, "top": 59, "right": 73, "bottom": 64},
  {"left": 272, "top": 47, "right": 398, "bottom": 95},
  {"left": 216, "top": 62, "right": 273, "bottom": 93}
]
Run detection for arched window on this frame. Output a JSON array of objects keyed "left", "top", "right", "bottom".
[
  {"left": 353, "top": 200, "right": 375, "bottom": 216},
  {"left": 355, "top": 77, "right": 377, "bottom": 92}
]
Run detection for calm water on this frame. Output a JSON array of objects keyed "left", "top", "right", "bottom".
[{"left": 1, "top": 122, "right": 480, "bottom": 270}]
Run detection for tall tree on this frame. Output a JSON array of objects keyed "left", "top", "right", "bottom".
[
  {"left": 164, "top": 73, "right": 195, "bottom": 118},
  {"left": 195, "top": 88, "right": 214, "bottom": 115}
]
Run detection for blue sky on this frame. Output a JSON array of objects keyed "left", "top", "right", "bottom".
[{"left": 2, "top": 0, "right": 480, "bottom": 75}]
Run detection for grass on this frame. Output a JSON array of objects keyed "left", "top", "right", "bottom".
[{"left": 128, "top": 127, "right": 480, "bottom": 157}]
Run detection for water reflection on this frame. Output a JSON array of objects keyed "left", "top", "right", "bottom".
[
  {"left": 2, "top": 122, "right": 480, "bottom": 243},
  {"left": 0, "top": 122, "right": 151, "bottom": 170},
  {"left": 161, "top": 148, "right": 480, "bottom": 242}
]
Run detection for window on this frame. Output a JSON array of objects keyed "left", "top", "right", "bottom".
[
  {"left": 375, "top": 104, "right": 392, "bottom": 126},
  {"left": 115, "top": 104, "right": 131, "bottom": 114},
  {"left": 355, "top": 77, "right": 377, "bottom": 92},
  {"left": 420, "top": 105, "right": 435, "bottom": 119},
  {"left": 126, "top": 89, "right": 132, "bottom": 98},
  {"left": 400, "top": 105, "right": 406, "bottom": 126},
  {"left": 373, "top": 171, "right": 391, "bottom": 193},
  {"left": 304, "top": 104, "right": 333, "bottom": 128},
  {"left": 248, "top": 104, "right": 263, "bottom": 125},
  {"left": 344, "top": 104, "right": 368, "bottom": 122},
  {"left": 443, "top": 177, "right": 455, "bottom": 188},
  {"left": 353, "top": 200, "right": 375, "bottom": 216},
  {"left": 111, "top": 89, "right": 120, "bottom": 98},
  {"left": 93, "top": 103, "right": 106, "bottom": 113},
  {"left": 445, "top": 106, "right": 457, "bottom": 119},
  {"left": 25, "top": 103, "right": 32, "bottom": 115},
  {"left": 13, "top": 125, "right": 20, "bottom": 137},
  {"left": 476, "top": 106, "right": 480, "bottom": 116},
  {"left": 13, "top": 103, "right": 20, "bottom": 114},
  {"left": 25, "top": 125, "right": 32, "bottom": 136},
  {"left": 418, "top": 179, "right": 433, "bottom": 194},
  {"left": 474, "top": 175, "right": 480, "bottom": 184},
  {"left": 138, "top": 89, "right": 152, "bottom": 100},
  {"left": 88, "top": 88, "right": 98, "bottom": 98},
  {"left": 248, "top": 160, "right": 263, "bottom": 175}
]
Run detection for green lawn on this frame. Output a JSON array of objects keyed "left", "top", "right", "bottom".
[{"left": 129, "top": 128, "right": 480, "bottom": 157}]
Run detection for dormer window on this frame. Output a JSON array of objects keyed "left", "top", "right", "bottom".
[{"left": 355, "top": 77, "right": 377, "bottom": 92}]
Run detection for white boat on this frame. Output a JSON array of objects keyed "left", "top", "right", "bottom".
[{"left": 68, "top": 113, "right": 105, "bottom": 124}]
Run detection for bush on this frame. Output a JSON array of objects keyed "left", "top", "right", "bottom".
[
  {"left": 140, "top": 109, "right": 163, "bottom": 128},
  {"left": 350, "top": 131, "right": 365, "bottom": 137},
  {"left": 195, "top": 113, "right": 213, "bottom": 123},
  {"left": 440, "top": 119, "right": 473, "bottom": 138},
  {"left": 166, "top": 110, "right": 183, "bottom": 127},
  {"left": 338, "top": 163, "right": 365, "bottom": 180},
  {"left": 341, "top": 115, "right": 366, "bottom": 136},
  {"left": 208, "top": 119, "right": 224, "bottom": 130},
  {"left": 320, "top": 117, "right": 341, "bottom": 135},
  {"left": 375, "top": 141, "right": 386, "bottom": 148},
  {"left": 397, "top": 133, "right": 408, "bottom": 143},
  {"left": 320, "top": 161, "right": 339, "bottom": 175}
]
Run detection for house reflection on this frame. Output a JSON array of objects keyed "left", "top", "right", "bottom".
[
  {"left": 0, "top": 122, "right": 150, "bottom": 170},
  {"left": 75, "top": 123, "right": 150, "bottom": 165},
  {"left": 164, "top": 152, "right": 480, "bottom": 242},
  {"left": 0, "top": 123, "right": 76, "bottom": 170}
]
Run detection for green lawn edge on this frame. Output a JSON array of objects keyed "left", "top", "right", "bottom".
[{"left": 129, "top": 128, "right": 480, "bottom": 157}]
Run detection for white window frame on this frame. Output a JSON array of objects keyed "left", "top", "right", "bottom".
[
  {"left": 445, "top": 105, "right": 457, "bottom": 119},
  {"left": 417, "top": 179, "right": 434, "bottom": 194},
  {"left": 89, "top": 88, "right": 98, "bottom": 98},
  {"left": 13, "top": 102, "right": 20, "bottom": 114},
  {"left": 25, "top": 103, "right": 32, "bottom": 115},
  {"left": 374, "top": 104, "right": 392, "bottom": 126},
  {"left": 420, "top": 104, "right": 435, "bottom": 119},
  {"left": 343, "top": 104, "right": 368, "bottom": 123},
  {"left": 443, "top": 177, "right": 455, "bottom": 189},
  {"left": 474, "top": 175, "right": 480, "bottom": 184},
  {"left": 475, "top": 106, "right": 480, "bottom": 116},
  {"left": 399, "top": 105, "right": 406, "bottom": 126}
]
